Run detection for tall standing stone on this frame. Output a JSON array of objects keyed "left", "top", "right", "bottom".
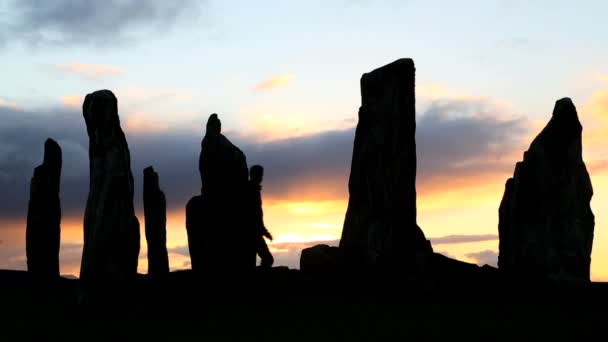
[
  {"left": 339, "top": 58, "right": 431, "bottom": 265},
  {"left": 80, "top": 90, "right": 140, "bottom": 286},
  {"left": 186, "top": 114, "right": 250, "bottom": 274},
  {"left": 498, "top": 98, "right": 594, "bottom": 281},
  {"left": 26, "top": 138, "right": 62, "bottom": 282},
  {"left": 144, "top": 166, "right": 169, "bottom": 277}
]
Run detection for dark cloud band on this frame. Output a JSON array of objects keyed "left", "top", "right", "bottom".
[{"left": 3, "top": 0, "right": 202, "bottom": 47}]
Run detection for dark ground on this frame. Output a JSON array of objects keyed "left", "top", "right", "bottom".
[{"left": 1, "top": 267, "right": 607, "bottom": 341}]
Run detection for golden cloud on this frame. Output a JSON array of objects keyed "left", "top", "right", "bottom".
[
  {"left": 56, "top": 62, "right": 125, "bottom": 80},
  {"left": 61, "top": 95, "right": 81, "bottom": 107},
  {"left": 124, "top": 113, "right": 169, "bottom": 135},
  {"left": 594, "top": 73, "right": 608, "bottom": 84},
  {"left": 0, "top": 98, "right": 19, "bottom": 110},
  {"left": 253, "top": 74, "right": 295, "bottom": 91}
]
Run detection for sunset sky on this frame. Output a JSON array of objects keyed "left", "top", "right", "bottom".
[{"left": 1, "top": 0, "right": 608, "bottom": 280}]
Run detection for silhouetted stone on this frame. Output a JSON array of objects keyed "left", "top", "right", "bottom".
[
  {"left": 185, "top": 195, "right": 206, "bottom": 272},
  {"left": 498, "top": 98, "right": 594, "bottom": 281},
  {"left": 186, "top": 114, "right": 250, "bottom": 274},
  {"left": 199, "top": 114, "right": 249, "bottom": 199},
  {"left": 80, "top": 90, "right": 140, "bottom": 286},
  {"left": 339, "top": 58, "right": 431, "bottom": 265},
  {"left": 26, "top": 138, "right": 62, "bottom": 282},
  {"left": 300, "top": 245, "right": 340, "bottom": 274},
  {"left": 144, "top": 166, "right": 169, "bottom": 277}
]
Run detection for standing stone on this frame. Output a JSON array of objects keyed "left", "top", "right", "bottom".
[
  {"left": 144, "top": 166, "right": 169, "bottom": 277},
  {"left": 80, "top": 90, "right": 140, "bottom": 286},
  {"left": 186, "top": 114, "right": 250, "bottom": 274},
  {"left": 339, "top": 58, "right": 431, "bottom": 265},
  {"left": 498, "top": 98, "right": 594, "bottom": 281},
  {"left": 26, "top": 138, "right": 62, "bottom": 282}
]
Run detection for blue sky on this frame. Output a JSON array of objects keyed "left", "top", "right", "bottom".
[{"left": 2, "top": 0, "right": 607, "bottom": 129}]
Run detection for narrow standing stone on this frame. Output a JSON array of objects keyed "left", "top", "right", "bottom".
[
  {"left": 26, "top": 138, "right": 62, "bottom": 282},
  {"left": 144, "top": 166, "right": 169, "bottom": 277},
  {"left": 80, "top": 90, "right": 140, "bottom": 286}
]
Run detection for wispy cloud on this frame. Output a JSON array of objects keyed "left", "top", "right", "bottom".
[
  {"left": 465, "top": 249, "right": 498, "bottom": 267},
  {"left": 429, "top": 234, "right": 499, "bottom": 245},
  {"left": 61, "top": 95, "right": 81, "bottom": 107},
  {"left": 0, "top": 98, "right": 19, "bottom": 110},
  {"left": 254, "top": 74, "right": 295, "bottom": 91},
  {"left": 55, "top": 63, "right": 125, "bottom": 80},
  {"left": 594, "top": 73, "right": 608, "bottom": 83},
  {"left": 124, "top": 113, "right": 169, "bottom": 135}
]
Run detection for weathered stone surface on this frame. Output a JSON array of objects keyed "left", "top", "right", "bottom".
[
  {"left": 498, "top": 98, "right": 594, "bottom": 281},
  {"left": 338, "top": 58, "right": 431, "bottom": 265},
  {"left": 186, "top": 114, "right": 250, "bottom": 273},
  {"left": 26, "top": 138, "right": 62, "bottom": 282},
  {"left": 80, "top": 90, "right": 140, "bottom": 285},
  {"left": 144, "top": 166, "right": 169, "bottom": 277}
]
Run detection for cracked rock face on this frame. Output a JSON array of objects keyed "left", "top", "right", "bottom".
[
  {"left": 144, "top": 166, "right": 169, "bottom": 277},
  {"left": 339, "top": 58, "right": 431, "bottom": 266},
  {"left": 498, "top": 98, "right": 594, "bottom": 281},
  {"left": 80, "top": 90, "right": 140, "bottom": 286},
  {"left": 26, "top": 138, "right": 62, "bottom": 282}
]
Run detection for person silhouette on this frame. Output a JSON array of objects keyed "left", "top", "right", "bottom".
[{"left": 246, "top": 165, "right": 274, "bottom": 268}]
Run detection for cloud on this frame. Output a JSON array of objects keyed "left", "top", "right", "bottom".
[
  {"left": 254, "top": 74, "right": 296, "bottom": 91},
  {"left": 3, "top": 0, "right": 203, "bottom": 47},
  {"left": 55, "top": 63, "right": 125, "bottom": 80},
  {"left": 61, "top": 95, "right": 81, "bottom": 107},
  {"left": 464, "top": 249, "right": 498, "bottom": 267},
  {"left": 594, "top": 73, "right": 608, "bottom": 83},
  {"left": 0, "top": 98, "right": 19, "bottom": 110},
  {"left": 429, "top": 234, "right": 498, "bottom": 245},
  {"left": 0, "top": 95, "right": 530, "bottom": 222}
]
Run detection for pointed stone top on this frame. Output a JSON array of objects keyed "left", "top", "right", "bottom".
[
  {"left": 144, "top": 166, "right": 160, "bottom": 189},
  {"left": 206, "top": 113, "right": 221, "bottom": 135},
  {"left": 546, "top": 97, "right": 582, "bottom": 136},
  {"left": 144, "top": 166, "right": 155, "bottom": 174},
  {"left": 552, "top": 97, "right": 579, "bottom": 122}
]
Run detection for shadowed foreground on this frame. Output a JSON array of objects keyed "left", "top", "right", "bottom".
[{"left": 1, "top": 267, "right": 607, "bottom": 341}]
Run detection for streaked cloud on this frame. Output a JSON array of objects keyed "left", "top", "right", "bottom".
[
  {"left": 0, "top": 98, "right": 19, "bottom": 110},
  {"left": 124, "top": 113, "right": 169, "bottom": 135},
  {"left": 55, "top": 63, "right": 125, "bottom": 80},
  {"left": 430, "top": 234, "right": 498, "bottom": 245},
  {"left": 0, "top": 94, "right": 530, "bottom": 221},
  {"left": 61, "top": 95, "right": 81, "bottom": 107},
  {"left": 254, "top": 74, "right": 295, "bottom": 91}
]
